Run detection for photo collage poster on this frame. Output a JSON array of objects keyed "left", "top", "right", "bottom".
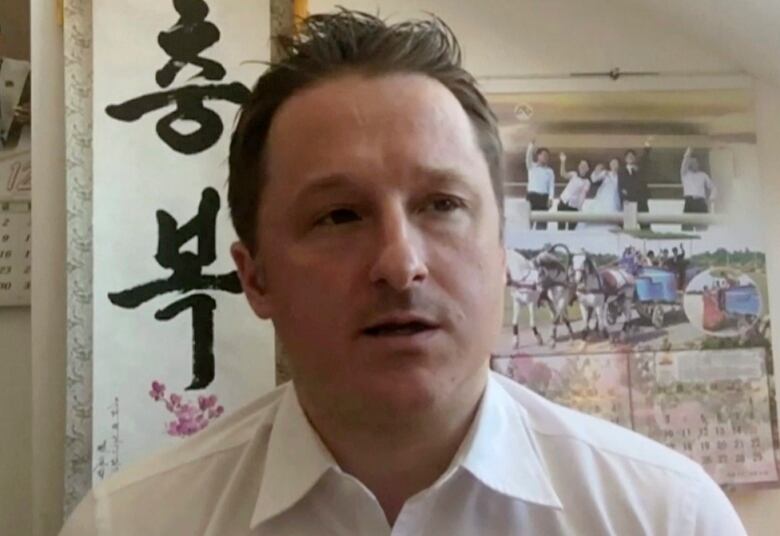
[
  {"left": 488, "top": 88, "right": 780, "bottom": 489},
  {"left": 92, "top": 0, "right": 274, "bottom": 481}
]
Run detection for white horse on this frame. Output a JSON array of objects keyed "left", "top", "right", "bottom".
[
  {"left": 571, "top": 250, "right": 635, "bottom": 340},
  {"left": 533, "top": 246, "right": 576, "bottom": 348},
  {"left": 506, "top": 249, "right": 544, "bottom": 346}
]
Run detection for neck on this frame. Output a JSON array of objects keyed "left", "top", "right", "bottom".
[{"left": 296, "top": 369, "right": 487, "bottom": 525}]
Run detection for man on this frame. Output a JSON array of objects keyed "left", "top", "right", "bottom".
[
  {"left": 672, "top": 243, "right": 688, "bottom": 288},
  {"left": 681, "top": 146, "right": 716, "bottom": 231},
  {"left": 525, "top": 140, "right": 555, "bottom": 230},
  {"left": 660, "top": 247, "right": 670, "bottom": 267},
  {"left": 61, "top": 10, "right": 746, "bottom": 535},
  {"left": 646, "top": 250, "right": 657, "bottom": 267},
  {"left": 619, "top": 139, "right": 653, "bottom": 230}
]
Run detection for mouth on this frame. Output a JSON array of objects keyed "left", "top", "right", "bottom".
[{"left": 362, "top": 316, "right": 440, "bottom": 337}]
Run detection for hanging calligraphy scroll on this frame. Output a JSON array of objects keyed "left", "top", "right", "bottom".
[{"left": 92, "top": 0, "right": 274, "bottom": 480}]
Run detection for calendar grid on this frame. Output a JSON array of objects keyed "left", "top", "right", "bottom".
[{"left": 0, "top": 200, "right": 32, "bottom": 306}]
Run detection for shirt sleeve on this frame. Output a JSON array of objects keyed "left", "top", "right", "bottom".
[
  {"left": 526, "top": 142, "right": 534, "bottom": 171},
  {"left": 618, "top": 171, "right": 627, "bottom": 200},
  {"left": 640, "top": 146, "right": 652, "bottom": 168},
  {"left": 59, "top": 491, "right": 100, "bottom": 536},
  {"left": 681, "top": 147, "right": 692, "bottom": 179},
  {"left": 590, "top": 169, "right": 606, "bottom": 184},
  {"left": 691, "top": 476, "right": 747, "bottom": 536},
  {"left": 706, "top": 174, "right": 717, "bottom": 201}
]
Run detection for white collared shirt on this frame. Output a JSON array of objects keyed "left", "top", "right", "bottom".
[
  {"left": 60, "top": 372, "right": 746, "bottom": 536},
  {"left": 559, "top": 172, "right": 590, "bottom": 209},
  {"left": 682, "top": 170, "right": 716, "bottom": 200},
  {"left": 526, "top": 143, "right": 556, "bottom": 198},
  {"left": 528, "top": 164, "right": 556, "bottom": 198}
]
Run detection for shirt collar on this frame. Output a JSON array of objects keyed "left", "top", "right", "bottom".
[
  {"left": 251, "top": 383, "right": 337, "bottom": 528},
  {"left": 455, "top": 372, "right": 563, "bottom": 510},
  {"left": 251, "top": 373, "right": 563, "bottom": 528}
]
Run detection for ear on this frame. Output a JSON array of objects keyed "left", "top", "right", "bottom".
[{"left": 230, "top": 240, "right": 273, "bottom": 320}]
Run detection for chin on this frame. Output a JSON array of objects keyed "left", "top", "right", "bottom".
[{"left": 355, "top": 361, "right": 478, "bottom": 415}]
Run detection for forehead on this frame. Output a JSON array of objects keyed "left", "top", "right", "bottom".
[{"left": 263, "top": 72, "right": 487, "bottom": 196}]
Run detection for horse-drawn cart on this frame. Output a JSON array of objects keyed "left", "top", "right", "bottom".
[
  {"left": 611, "top": 230, "right": 702, "bottom": 329},
  {"left": 633, "top": 267, "right": 679, "bottom": 328}
]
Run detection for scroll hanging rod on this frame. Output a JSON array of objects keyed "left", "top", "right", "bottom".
[{"left": 479, "top": 68, "right": 747, "bottom": 82}]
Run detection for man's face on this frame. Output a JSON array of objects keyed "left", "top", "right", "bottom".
[
  {"left": 537, "top": 150, "right": 549, "bottom": 165},
  {"left": 625, "top": 152, "right": 637, "bottom": 166},
  {"left": 232, "top": 73, "right": 506, "bottom": 419},
  {"left": 689, "top": 157, "right": 700, "bottom": 172}
]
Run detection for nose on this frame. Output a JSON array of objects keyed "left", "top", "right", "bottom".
[{"left": 369, "top": 205, "right": 429, "bottom": 291}]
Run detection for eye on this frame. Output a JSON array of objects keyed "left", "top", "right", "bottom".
[
  {"left": 427, "top": 196, "right": 465, "bottom": 213},
  {"left": 315, "top": 208, "right": 361, "bottom": 226}
]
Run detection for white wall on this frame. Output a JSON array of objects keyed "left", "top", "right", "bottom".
[
  {"left": 24, "top": 1, "right": 780, "bottom": 534},
  {"left": 728, "top": 79, "right": 780, "bottom": 535},
  {"left": 310, "top": 0, "right": 741, "bottom": 77},
  {"left": 622, "top": 0, "right": 780, "bottom": 86}
]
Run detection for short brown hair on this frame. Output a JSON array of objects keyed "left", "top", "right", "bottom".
[{"left": 228, "top": 9, "right": 504, "bottom": 251}]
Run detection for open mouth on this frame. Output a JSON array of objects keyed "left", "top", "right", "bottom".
[{"left": 363, "top": 320, "right": 437, "bottom": 337}]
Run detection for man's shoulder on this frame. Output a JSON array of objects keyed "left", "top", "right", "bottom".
[
  {"left": 492, "top": 372, "right": 705, "bottom": 482},
  {"left": 102, "top": 383, "right": 287, "bottom": 494},
  {"left": 490, "top": 374, "right": 748, "bottom": 534},
  {"left": 61, "top": 384, "right": 289, "bottom": 535}
]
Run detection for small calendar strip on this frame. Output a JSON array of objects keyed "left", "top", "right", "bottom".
[
  {"left": 0, "top": 146, "right": 31, "bottom": 203},
  {"left": 0, "top": 200, "right": 31, "bottom": 306}
]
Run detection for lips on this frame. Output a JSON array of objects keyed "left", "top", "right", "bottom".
[{"left": 362, "top": 315, "right": 440, "bottom": 337}]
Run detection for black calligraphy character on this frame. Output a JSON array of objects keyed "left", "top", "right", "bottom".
[
  {"left": 156, "top": 0, "right": 226, "bottom": 88},
  {"left": 109, "top": 187, "right": 241, "bottom": 390},
  {"left": 105, "top": 0, "right": 250, "bottom": 154},
  {"left": 107, "top": 83, "right": 248, "bottom": 155},
  {"left": 156, "top": 294, "right": 217, "bottom": 389}
]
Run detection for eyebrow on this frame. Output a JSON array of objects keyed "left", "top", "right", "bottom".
[
  {"left": 412, "top": 165, "right": 482, "bottom": 198},
  {"left": 293, "top": 172, "right": 356, "bottom": 195},
  {"left": 292, "top": 166, "right": 480, "bottom": 205},
  {"left": 415, "top": 166, "right": 467, "bottom": 183}
]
